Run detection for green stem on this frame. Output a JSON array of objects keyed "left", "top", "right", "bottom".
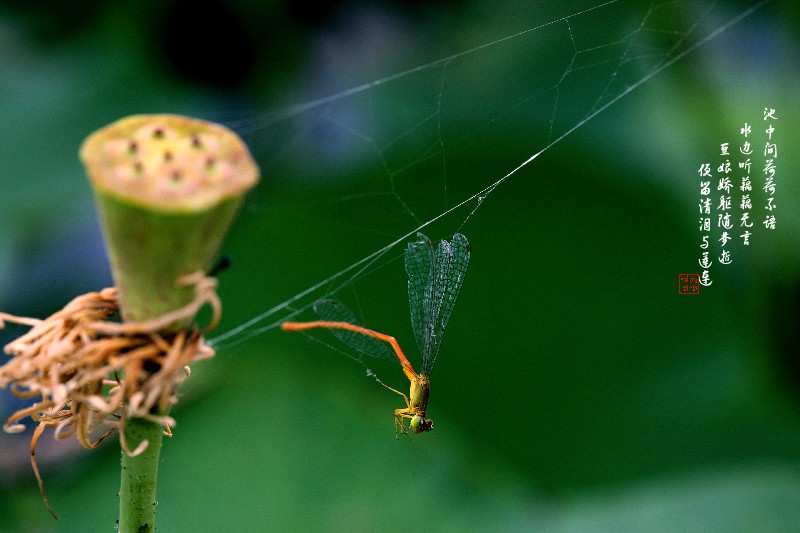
[
  {"left": 119, "top": 417, "right": 164, "bottom": 533},
  {"left": 81, "top": 114, "right": 259, "bottom": 532}
]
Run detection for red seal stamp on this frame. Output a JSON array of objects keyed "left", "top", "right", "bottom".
[{"left": 678, "top": 274, "right": 700, "bottom": 294}]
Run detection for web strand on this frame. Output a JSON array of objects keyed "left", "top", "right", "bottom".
[{"left": 210, "top": 0, "right": 772, "bottom": 350}]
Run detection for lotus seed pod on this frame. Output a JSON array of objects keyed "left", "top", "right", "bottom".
[{"left": 80, "top": 114, "right": 259, "bottom": 323}]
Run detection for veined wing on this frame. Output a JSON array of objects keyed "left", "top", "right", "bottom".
[
  {"left": 405, "top": 233, "right": 470, "bottom": 375},
  {"left": 312, "top": 299, "right": 399, "bottom": 365},
  {"left": 405, "top": 233, "right": 433, "bottom": 362}
]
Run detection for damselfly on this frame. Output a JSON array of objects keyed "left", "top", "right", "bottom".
[{"left": 281, "top": 232, "right": 470, "bottom": 437}]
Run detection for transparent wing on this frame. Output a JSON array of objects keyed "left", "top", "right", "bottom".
[
  {"left": 405, "top": 233, "right": 470, "bottom": 375},
  {"left": 424, "top": 233, "right": 470, "bottom": 374},
  {"left": 312, "top": 299, "right": 399, "bottom": 365},
  {"left": 405, "top": 233, "right": 433, "bottom": 360}
]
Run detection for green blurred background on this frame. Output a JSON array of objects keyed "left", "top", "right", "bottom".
[{"left": 1, "top": 0, "right": 799, "bottom": 531}]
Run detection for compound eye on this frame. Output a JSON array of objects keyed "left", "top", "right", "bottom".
[{"left": 412, "top": 417, "right": 434, "bottom": 434}]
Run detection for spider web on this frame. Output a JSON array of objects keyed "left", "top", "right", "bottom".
[{"left": 208, "top": 0, "right": 772, "bottom": 352}]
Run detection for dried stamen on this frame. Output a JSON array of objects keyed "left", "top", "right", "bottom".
[{"left": 0, "top": 272, "right": 220, "bottom": 518}]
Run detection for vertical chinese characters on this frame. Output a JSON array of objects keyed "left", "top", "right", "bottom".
[
  {"left": 716, "top": 154, "right": 733, "bottom": 266},
  {"left": 698, "top": 162, "right": 713, "bottom": 286},
  {"left": 689, "top": 108, "right": 777, "bottom": 291},
  {"left": 762, "top": 107, "right": 778, "bottom": 231},
  {"left": 738, "top": 124, "right": 753, "bottom": 247}
]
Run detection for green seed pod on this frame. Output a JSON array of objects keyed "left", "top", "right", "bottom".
[{"left": 80, "top": 114, "right": 259, "bottom": 324}]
